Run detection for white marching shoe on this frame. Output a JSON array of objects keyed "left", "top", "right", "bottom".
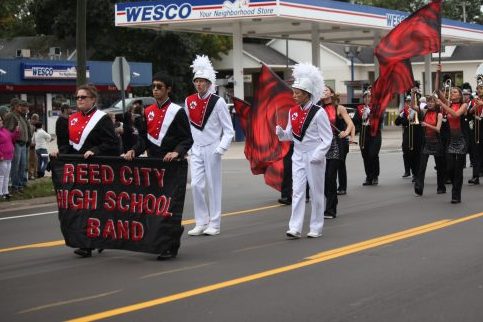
[
  {"left": 286, "top": 230, "right": 301, "bottom": 239},
  {"left": 188, "top": 226, "right": 207, "bottom": 236},
  {"left": 307, "top": 232, "right": 322, "bottom": 238},
  {"left": 203, "top": 227, "right": 220, "bottom": 236}
]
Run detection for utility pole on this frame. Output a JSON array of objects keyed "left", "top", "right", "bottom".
[
  {"left": 460, "top": 2, "right": 467, "bottom": 23},
  {"left": 76, "top": 0, "right": 87, "bottom": 86}
]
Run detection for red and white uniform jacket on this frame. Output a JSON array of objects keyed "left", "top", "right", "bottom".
[
  {"left": 277, "top": 102, "right": 332, "bottom": 162},
  {"left": 132, "top": 99, "right": 193, "bottom": 158},
  {"left": 185, "top": 92, "right": 234, "bottom": 151},
  {"left": 61, "top": 107, "right": 119, "bottom": 156}
]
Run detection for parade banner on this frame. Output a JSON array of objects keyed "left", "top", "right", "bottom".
[{"left": 51, "top": 155, "right": 188, "bottom": 254}]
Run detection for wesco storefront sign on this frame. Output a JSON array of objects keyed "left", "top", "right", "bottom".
[{"left": 22, "top": 63, "right": 90, "bottom": 80}]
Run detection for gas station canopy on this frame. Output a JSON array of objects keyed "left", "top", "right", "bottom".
[
  {"left": 115, "top": 0, "right": 483, "bottom": 46},
  {"left": 114, "top": 0, "right": 483, "bottom": 98}
]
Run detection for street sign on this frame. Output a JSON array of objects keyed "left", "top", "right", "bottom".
[{"left": 112, "top": 57, "right": 130, "bottom": 91}]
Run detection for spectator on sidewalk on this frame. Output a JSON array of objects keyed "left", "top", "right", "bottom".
[
  {"left": 33, "top": 122, "right": 52, "bottom": 178},
  {"left": 3, "top": 100, "right": 30, "bottom": 193},
  {"left": 28, "top": 113, "right": 39, "bottom": 180},
  {"left": 0, "top": 116, "right": 20, "bottom": 200}
]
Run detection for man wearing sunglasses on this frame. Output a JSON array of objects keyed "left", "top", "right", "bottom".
[
  {"left": 185, "top": 55, "right": 234, "bottom": 237},
  {"left": 123, "top": 72, "right": 193, "bottom": 260}
]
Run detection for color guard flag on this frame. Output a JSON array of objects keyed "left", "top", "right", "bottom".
[
  {"left": 370, "top": 0, "right": 442, "bottom": 135},
  {"left": 232, "top": 64, "right": 295, "bottom": 191}
]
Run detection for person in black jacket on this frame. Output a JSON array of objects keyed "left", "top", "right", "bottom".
[
  {"left": 124, "top": 73, "right": 193, "bottom": 260},
  {"left": 52, "top": 84, "right": 119, "bottom": 258},
  {"left": 55, "top": 104, "right": 73, "bottom": 152}
]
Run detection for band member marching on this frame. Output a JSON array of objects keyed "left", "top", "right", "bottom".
[
  {"left": 414, "top": 96, "right": 445, "bottom": 196},
  {"left": 320, "top": 86, "right": 355, "bottom": 219},
  {"left": 185, "top": 55, "right": 235, "bottom": 236},
  {"left": 124, "top": 72, "right": 193, "bottom": 260},
  {"left": 355, "top": 88, "right": 382, "bottom": 186},
  {"left": 395, "top": 89, "right": 423, "bottom": 182},
  {"left": 467, "top": 66, "right": 483, "bottom": 185},
  {"left": 275, "top": 63, "right": 332, "bottom": 238},
  {"left": 437, "top": 87, "right": 468, "bottom": 203},
  {"left": 53, "top": 84, "right": 119, "bottom": 258}
]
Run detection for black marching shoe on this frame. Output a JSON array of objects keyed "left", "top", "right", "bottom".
[
  {"left": 414, "top": 188, "right": 423, "bottom": 196},
  {"left": 157, "top": 248, "right": 178, "bottom": 261},
  {"left": 278, "top": 197, "right": 292, "bottom": 205},
  {"left": 450, "top": 199, "right": 461, "bottom": 204},
  {"left": 337, "top": 190, "right": 347, "bottom": 195},
  {"left": 74, "top": 248, "right": 92, "bottom": 258},
  {"left": 402, "top": 172, "right": 411, "bottom": 178},
  {"left": 468, "top": 177, "right": 479, "bottom": 185},
  {"left": 437, "top": 188, "right": 446, "bottom": 194},
  {"left": 362, "top": 179, "right": 373, "bottom": 186}
]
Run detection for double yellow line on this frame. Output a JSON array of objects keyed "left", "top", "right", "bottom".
[{"left": 67, "top": 212, "right": 483, "bottom": 322}]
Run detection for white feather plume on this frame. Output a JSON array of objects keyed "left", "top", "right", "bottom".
[
  {"left": 477, "top": 63, "right": 483, "bottom": 87},
  {"left": 191, "top": 55, "right": 217, "bottom": 93},
  {"left": 476, "top": 63, "right": 483, "bottom": 77},
  {"left": 292, "top": 62, "right": 325, "bottom": 104}
]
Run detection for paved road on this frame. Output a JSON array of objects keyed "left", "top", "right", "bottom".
[{"left": 0, "top": 136, "right": 482, "bottom": 322}]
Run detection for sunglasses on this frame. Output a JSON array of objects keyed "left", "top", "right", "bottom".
[
  {"left": 152, "top": 84, "right": 166, "bottom": 90},
  {"left": 75, "top": 95, "right": 92, "bottom": 100}
]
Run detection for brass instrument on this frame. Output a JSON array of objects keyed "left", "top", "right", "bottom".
[
  {"left": 475, "top": 97, "right": 482, "bottom": 144},
  {"left": 443, "top": 78, "right": 452, "bottom": 103},
  {"left": 408, "top": 91, "right": 419, "bottom": 151},
  {"left": 360, "top": 111, "right": 367, "bottom": 150},
  {"left": 476, "top": 72, "right": 483, "bottom": 144}
]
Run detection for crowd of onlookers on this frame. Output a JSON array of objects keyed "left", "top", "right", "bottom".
[
  {"left": 0, "top": 97, "right": 146, "bottom": 202},
  {"left": 0, "top": 98, "right": 52, "bottom": 201}
]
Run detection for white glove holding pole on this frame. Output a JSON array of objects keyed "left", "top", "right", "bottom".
[{"left": 275, "top": 125, "right": 284, "bottom": 137}]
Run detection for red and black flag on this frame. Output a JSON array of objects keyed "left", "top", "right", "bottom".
[
  {"left": 370, "top": 0, "right": 442, "bottom": 134},
  {"left": 232, "top": 64, "right": 295, "bottom": 191}
]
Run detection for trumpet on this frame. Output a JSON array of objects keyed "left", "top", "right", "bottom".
[
  {"left": 476, "top": 97, "right": 482, "bottom": 144},
  {"left": 443, "top": 78, "right": 452, "bottom": 102}
]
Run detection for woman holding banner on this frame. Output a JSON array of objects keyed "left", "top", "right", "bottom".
[{"left": 54, "top": 84, "right": 119, "bottom": 258}]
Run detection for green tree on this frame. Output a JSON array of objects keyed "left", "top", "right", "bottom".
[
  {"left": 0, "top": 0, "right": 35, "bottom": 38},
  {"left": 29, "top": 0, "right": 231, "bottom": 101}
]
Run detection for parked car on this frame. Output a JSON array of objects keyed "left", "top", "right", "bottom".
[{"left": 102, "top": 97, "right": 156, "bottom": 116}]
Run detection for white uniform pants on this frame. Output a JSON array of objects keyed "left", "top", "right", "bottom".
[
  {"left": 289, "top": 150, "right": 326, "bottom": 234},
  {"left": 190, "top": 142, "right": 222, "bottom": 230},
  {"left": 0, "top": 160, "right": 12, "bottom": 195}
]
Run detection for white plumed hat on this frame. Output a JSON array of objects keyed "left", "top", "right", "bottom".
[
  {"left": 476, "top": 63, "right": 483, "bottom": 88},
  {"left": 291, "top": 63, "right": 325, "bottom": 104},
  {"left": 191, "top": 55, "right": 217, "bottom": 93}
]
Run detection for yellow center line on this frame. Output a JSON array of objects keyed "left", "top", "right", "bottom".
[
  {"left": 67, "top": 212, "right": 483, "bottom": 322},
  {"left": 0, "top": 204, "right": 283, "bottom": 254}
]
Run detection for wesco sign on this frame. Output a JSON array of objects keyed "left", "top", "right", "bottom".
[
  {"left": 116, "top": 2, "right": 192, "bottom": 23},
  {"left": 22, "top": 63, "right": 89, "bottom": 80}
]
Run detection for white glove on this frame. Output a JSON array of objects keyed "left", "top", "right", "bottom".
[
  {"left": 214, "top": 146, "right": 225, "bottom": 155},
  {"left": 275, "top": 125, "right": 284, "bottom": 136}
]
